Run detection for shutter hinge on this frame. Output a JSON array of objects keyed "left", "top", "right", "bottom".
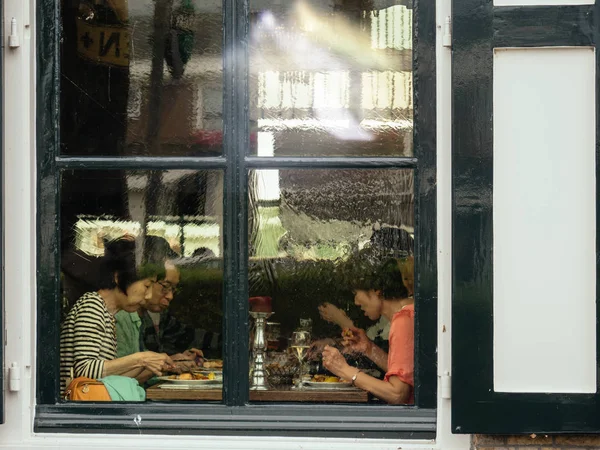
[
  {"left": 442, "top": 16, "right": 452, "bottom": 48},
  {"left": 441, "top": 371, "right": 451, "bottom": 399}
]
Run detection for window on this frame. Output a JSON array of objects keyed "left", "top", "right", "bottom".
[{"left": 36, "top": 0, "right": 436, "bottom": 437}]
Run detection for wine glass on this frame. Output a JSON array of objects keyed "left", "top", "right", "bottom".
[{"left": 290, "top": 330, "right": 311, "bottom": 389}]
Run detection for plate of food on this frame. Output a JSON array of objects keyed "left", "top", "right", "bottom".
[
  {"left": 304, "top": 374, "right": 352, "bottom": 388},
  {"left": 158, "top": 372, "right": 221, "bottom": 385}
]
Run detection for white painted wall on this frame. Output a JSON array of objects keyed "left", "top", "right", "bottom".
[
  {"left": 493, "top": 47, "right": 597, "bottom": 394},
  {"left": 0, "top": 0, "right": 467, "bottom": 448}
]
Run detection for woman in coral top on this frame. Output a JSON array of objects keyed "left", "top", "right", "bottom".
[{"left": 322, "top": 258, "right": 414, "bottom": 404}]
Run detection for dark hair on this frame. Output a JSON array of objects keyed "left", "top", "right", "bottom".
[
  {"left": 369, "top": 226, "right": 414, "bottom": 258},
  {"left": 96, "top": 236, "right": 176, "bottom": 293},
  {"left": 144, "top": 235, "right": 179, "bottom": 263},
  {"left": 346, "top": 253, "right": 408, "bottom": 300},
  {"left": 192, "top": 247, "right": 215, "bottom": 259}
]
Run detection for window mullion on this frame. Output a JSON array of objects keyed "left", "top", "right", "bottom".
[
  {"left": 244, "top": 156, "right": 418, "bottom": 169},
  {"left": 222, "top": 0, "right": 250, "bottom": 406},
  {"left": 55, "top": 157, "right": 228, "bottom": 170}
]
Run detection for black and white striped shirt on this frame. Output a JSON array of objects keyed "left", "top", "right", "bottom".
[{"left": 60, "top": 292, "right": 117, "bottom": 393}]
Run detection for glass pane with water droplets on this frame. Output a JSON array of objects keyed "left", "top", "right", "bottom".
[
  {"left": 249, "top": 1, "right": 413, "bottom": 157},
  {"left": 248, "top": 168, "right": 415, "bottom": 403},
  {"left": 60, "top": 1, "right": 223, "bottom": 156},
  {"left": 60, "top": 169, "right": 223, "bottom": 401}
]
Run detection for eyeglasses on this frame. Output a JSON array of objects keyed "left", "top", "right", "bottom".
[{"left": 157, "top": 280, "right": 180, "bottom": 295}]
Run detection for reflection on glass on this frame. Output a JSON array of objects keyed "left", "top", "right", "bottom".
[
  {"left": 248, "top": 169, "right": 415, "bottom": 403},
  {"left": 250, "top": 1, "right": 413, "bottom": 157},
  {"left": 60, "top": 170, "right": 223, "bottom": 401},
  {"left": 60, "top": 1, "right": 223, "bottom": 156}
]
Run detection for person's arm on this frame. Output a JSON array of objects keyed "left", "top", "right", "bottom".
[
  {"left": 343, "top": 328, "right": 389, "bottom": 371},
  {"left": 322, "top": 346, "right": 411, "bottom": 404},
  {"left": 363, "top": 341, "right": 389, "bottom": 372},
  {"left": 342, "top": 367, "right": 411, "bottom": 404},
  {"left": 102, "top": 354, "right": 145, "bottom": 377},
  {"left": 318, "top": 303, "right": 354, "bottom": 330},
  {"left": 122, "top": 368, "right": 155, "bottom": 383},
  {"left": 103, "top": 351, "right": 176, "bottom": 378},
  {"left": 307, "top": 338, "right": 337, "bottom": 359}
]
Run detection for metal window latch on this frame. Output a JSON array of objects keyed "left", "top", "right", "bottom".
[
  {"left": 442, "top": 16, "right": 451, "bottom": 48},
  {"left": 9, "top": 362, "right": 21, "bottom": 392},
  {"left": 8, "top": 17, "right": 20, "bottom": 49}
]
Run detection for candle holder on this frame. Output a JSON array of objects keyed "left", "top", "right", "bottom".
[{"left": 249, "top": 311, "right": 273, "bottom": 390}]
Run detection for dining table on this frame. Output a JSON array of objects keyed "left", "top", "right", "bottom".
[{"left": 146, "top": 383, "right": 370, "bottom": 403}]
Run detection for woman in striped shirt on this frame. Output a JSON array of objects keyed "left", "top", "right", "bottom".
[{"left": 60, "top": 237, "right": 175, "bottom": 394}]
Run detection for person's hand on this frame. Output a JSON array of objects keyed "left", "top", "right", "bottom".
[
  {"left": 184, "top": 348, "right": 204, "bottom": 359},
  {"left": 318, "top": 303, "right": 354, "bottom": 329},
  {"left": 322, "top": 345, "right": 351, "bottom": 379},
  {"left": 307, "top": 338, "right": 336, "bottom": 359},
  {"left": 138, "top": 351, "right": 175, "bottom": 376},
  {"left": 173, "top": 359, "right": 197, "bottom": 373},
  {"left": 341, "top": 327, "right": 372, "bottom": 356},
  {"left": 170, "top": 352, "right": 193, "bottom": 361},
  {"left": 184, "top": 348, "right": 204, "bottom": 366}
]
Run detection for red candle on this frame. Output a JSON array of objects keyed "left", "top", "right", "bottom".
[{"left": 249, "top": 296, "right": 272, "bottom": 313}]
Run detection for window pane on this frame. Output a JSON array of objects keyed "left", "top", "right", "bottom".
[
  {"left": 60, "top": 170, "right": 223, "bottom": 402},
  {"left": 248, "top": 169, "right": 415, "bottom": 404},
  {"left": 249, "top": 1, "right": 413, "bottom": 157},
  {"left": 60, "top": 1, "right": 223, "bottom": 156}
]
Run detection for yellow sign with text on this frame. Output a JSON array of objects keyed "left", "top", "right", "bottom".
[{"left": 76, "top": 19, "right": 130, "bottom": 67}]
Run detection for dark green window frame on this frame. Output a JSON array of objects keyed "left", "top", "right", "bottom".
[{"left": 35, "top": 0, "right": 438, "bottom": 438}]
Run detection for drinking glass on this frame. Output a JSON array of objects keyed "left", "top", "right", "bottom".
[{"left": 290, "top": 330, "right": 311, "bottom": 389}]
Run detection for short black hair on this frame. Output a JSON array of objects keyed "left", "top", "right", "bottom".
[
  {"left": 345, "top": 252, "right": 409, "bottom": 300},
  {"left": 369, "top": 226, "right": 414, "bottom": 258},
  {"left": 96, "top": 236, "right": 176, "bottom": 293}
]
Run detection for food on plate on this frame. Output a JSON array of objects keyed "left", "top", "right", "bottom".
[
  {"left": 203, "top": 359, "right": 223, "bottom": 369},
  {"left": 341, "top": 328, "right": 354, "bottom": 345},
  {"left": 311, "top": 374, "right": 342, "bottom": 383},
  {"left": 168, "top": 372, "right": 216, "bottom": 381}
]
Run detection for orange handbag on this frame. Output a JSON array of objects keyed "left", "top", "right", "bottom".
[{"left": 64, "top": 369, "right": 111, "bottom": 401}]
